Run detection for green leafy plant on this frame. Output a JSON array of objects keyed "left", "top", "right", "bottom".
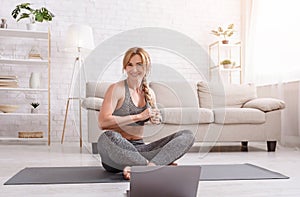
[
  {"left": 30, "top": 102, "right": 40, "bottom": 108},
  {"left": 220, "top": 59, "right": 236, "bottom": 69},
  {"left": 220, "top": 59, "right": 232, "bottom": 65},
  {"left": 211, "top": 24, "right": 235, "bottom": 42},
  {"left": 11, "top": 3, "right": 55, "bottom": 24}
]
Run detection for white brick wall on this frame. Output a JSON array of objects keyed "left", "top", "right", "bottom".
[{"left": 0, "top": 0, "right": 241, "bottom": 142}]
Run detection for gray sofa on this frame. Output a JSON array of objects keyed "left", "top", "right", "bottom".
[{"left": 82, "top": 81, "right": 285, "bottom": 153}]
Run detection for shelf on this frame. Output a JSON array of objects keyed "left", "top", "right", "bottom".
[
  {"left": 210, "top": 66, "right": 241, "bottom": 72},
  {"left": 0, "top": 28, "right": 51, "bottom": 145},
  {"left": 0, "top": 29, "right": 48, "bottom": 39},
  {"left": 209, "top": 41, "right": 241, "bottom": 48},
  {"left": 0, "top": 87, "right": 48, "bottom": 92},
  {"left": 0, "top": 113, "right": 48, "bottom": 116},
  {"left": 0, "top": 58, "right": 48, "bottom": 65},
  {"left": 210, "top": 64, "right": 241, "bottom": 69},
  {"left": 219, "top": 67, "right": 241, "bottom": 72},
  {"left": 209, "top": 40, "right": 242, "bottom": 84},
  {"left": 0, "top": 137, "right": 47, "bottom": 144}
]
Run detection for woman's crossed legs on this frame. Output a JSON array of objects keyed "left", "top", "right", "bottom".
[{"left": 97, "top": 130, "right": 194, "bottom": 179}]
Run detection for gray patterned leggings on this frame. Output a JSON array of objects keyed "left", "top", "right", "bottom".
[{"left": 97, "top": 130, "right": 195, "bottom": 172}]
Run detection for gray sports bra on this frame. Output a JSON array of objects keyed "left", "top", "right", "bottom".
[{"left": 112, "top": 80, "right": 149, "bottom": 126}]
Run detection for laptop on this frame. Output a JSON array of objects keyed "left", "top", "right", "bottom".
[{"left": 127, "top": 165, "right": 201, "bottom": 197}]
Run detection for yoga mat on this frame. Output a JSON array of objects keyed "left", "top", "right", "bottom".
[
  {"left": 4, "top": 163, "right": 289, "bottom": 185},
  {"left": 199, "top": 163, "right": 289, "bottom": 181}
]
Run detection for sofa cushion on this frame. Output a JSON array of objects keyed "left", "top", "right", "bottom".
[
  {"left": 82, "top": 97, "right": 103, "bottom": 111},
  {"left": 160, "top": 107, "right": 214, "bottom": 124},
  {"left": 243, "top": 98, "right": 285, "bottom": 112},
  {"left": 214, "top": 108, "right": 265, "bottom": 124},
  {"left": 225, "top": 83, "right": 257, "bottom": 107},
  {"left": 197, "top": 81, "right": 214, "bottom": 108},
  {"left": 197, "top": 81, "right": 257, "bottom": 108},
  {"left": 150, "top": 81, "right": 199, "bottom": 108},
  {"left": 86, "top": 81, "right": 112, "bottom": 98}
]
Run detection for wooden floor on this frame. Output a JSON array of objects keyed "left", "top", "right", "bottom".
[{"left": 1, "top": 142, "right": 300, "bottom": 197}]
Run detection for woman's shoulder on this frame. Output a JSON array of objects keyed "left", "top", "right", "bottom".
[
  {"left": 106, "top": 80, "right": 125, "bottom": 96},
  {"left": 110, "top": 80, "right": 125, "bottom": 89}
]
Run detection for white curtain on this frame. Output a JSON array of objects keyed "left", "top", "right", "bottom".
[
  {"left": 245, "top": 0, "right": 300, "bottom": 84},
  {"left": 243, "top": 0, "right": 300, "bottom": 146}
]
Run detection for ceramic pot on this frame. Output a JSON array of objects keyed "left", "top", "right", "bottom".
[
  {"left": 26, "top": 23, "right": 37, "bottom": 31},
  {"left": 223, "top": 64, "right": 233, "bottom": 69},
  {"left": 0, "top": 18, "right": 8, "bottom": 29},
  {"left": 29, "top": 72, "right": 41, "bottom": 89},
  {"left": 31, "top": 108, "right": 39, "bottom": 114},
  {"left": 222, "top": 40, "right": 229, "bottom": 44}
]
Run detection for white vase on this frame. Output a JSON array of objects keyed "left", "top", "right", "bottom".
[
  {"left": 29, "top": 72, "right": 41, "bottom": 89},
  {"left": 26, "top": 23, "right": 37, "bottom": 31}
]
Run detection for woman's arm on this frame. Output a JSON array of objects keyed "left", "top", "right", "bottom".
[{"left": 98, "top": 83, "right": 151, "bottom": 130}]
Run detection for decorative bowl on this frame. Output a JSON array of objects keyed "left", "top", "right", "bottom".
[{"left": 0, "top": 105, "right": 19, "bottom": 113}]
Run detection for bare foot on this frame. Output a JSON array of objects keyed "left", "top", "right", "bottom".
[
  {"left": 123, "top": 166, "right": 131, "bottom": 180},
  {"left": 147, "top": 162, "right": 156, "bottom": 166},
  {"left": 123, "top": 162, "right": 157, "bottom": 180}
]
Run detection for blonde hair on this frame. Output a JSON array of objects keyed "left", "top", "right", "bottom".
[{"left": 123, "top": 47, "right": 155, "bottom": 108}]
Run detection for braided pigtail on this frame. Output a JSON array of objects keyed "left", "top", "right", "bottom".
[
  {"left": 141, "top": 77, "right": 155, "bottom": 109},
  {"left": 142, "top": 77, "right": 162, "bottom": 124}
]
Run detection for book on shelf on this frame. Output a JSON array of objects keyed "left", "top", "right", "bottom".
[
  {"left": 0, "top": 84, "right": 19, "bottom": 88},
  {"left": 0, "top": 77, "right": 19, "bottom": 88},
  {"left": 0, "top": 75, "right": 18, "bottom": 80}
]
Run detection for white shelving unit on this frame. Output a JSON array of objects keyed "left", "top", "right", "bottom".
[
  {"left": 0, "top": 28, "right": 51, "bottom": 145},
  {"left": 0, "top": 113, "right": 48, "bottom": 116},
  {"left": 209, "top": 41, "right": 242, "bottom": 84},
  {"left": 0, "top": 137, "right": 47, "bottom": 144},
  {"left": 0, "top": 58, "right": 48, "bottom": 65},
  {"left": 0, "top": 87, "right": 48, "bottom": 91}
]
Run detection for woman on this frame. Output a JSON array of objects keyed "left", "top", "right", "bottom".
[{"left": 97, "top": 47, "right": 195, "bottom": 179}]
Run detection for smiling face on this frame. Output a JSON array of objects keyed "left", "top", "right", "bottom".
[
  {"left": 123, "top": 47, "right": 151, "bottom": 81},
  {"left": 125, "top": 54, "right": 146, "bottom": 80}
]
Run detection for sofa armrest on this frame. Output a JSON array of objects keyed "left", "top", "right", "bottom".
[
  {"left": 82, "top": 97, "right": 103, "bottom": 111},
  {"left": 242, "top": 98, "right": 285, "bottom": 112}
]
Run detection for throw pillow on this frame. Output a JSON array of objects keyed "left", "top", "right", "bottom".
[{"left": 242, "top": 98, "right": 285, "bottom": 112}]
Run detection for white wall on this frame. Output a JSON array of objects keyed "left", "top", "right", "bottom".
[
  {"left": 257, "top": 81, "right": 300, "bottom": 147},
  {"left": 0, "top": 0, "right": 241, "bottom": 142}
]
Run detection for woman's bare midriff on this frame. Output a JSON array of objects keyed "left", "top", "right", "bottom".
[{"left": 115, "top": 125, "right": 144, "bottom": 140}]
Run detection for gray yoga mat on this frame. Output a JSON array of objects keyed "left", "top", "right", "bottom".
[
  {"left": 4, "top": 163, "right": 289, "bottom": 185},
  {"left": 199, "top": 163, "right": 289, "bottom": 181}
]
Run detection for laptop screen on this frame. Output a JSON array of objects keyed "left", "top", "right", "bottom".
[{"left": 128, "top": 165, "right": 201, "bottom": 197}]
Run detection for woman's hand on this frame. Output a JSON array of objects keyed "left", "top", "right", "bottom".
[
  {"left": 138, "top": 108, "right": 152, "bottom": 121},
  {"left": 149, "top": 108, "right": 162, "bottom": 125},
  {"left": 138, "top": 108, "right": 161, "bottom": 124}
]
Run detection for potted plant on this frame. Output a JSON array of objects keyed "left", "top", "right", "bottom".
[
  {"left": 30, "top": 102, "right": 40, "bottom": 113},
  {"left": 211, "top": 24, "right": 235, "bottom": 44},
  {"left": 11, "top": 3, "right": 55, "bottom": 30},
  {"left": 220, "top": 59, "right": 235, "bottom": 69}
]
